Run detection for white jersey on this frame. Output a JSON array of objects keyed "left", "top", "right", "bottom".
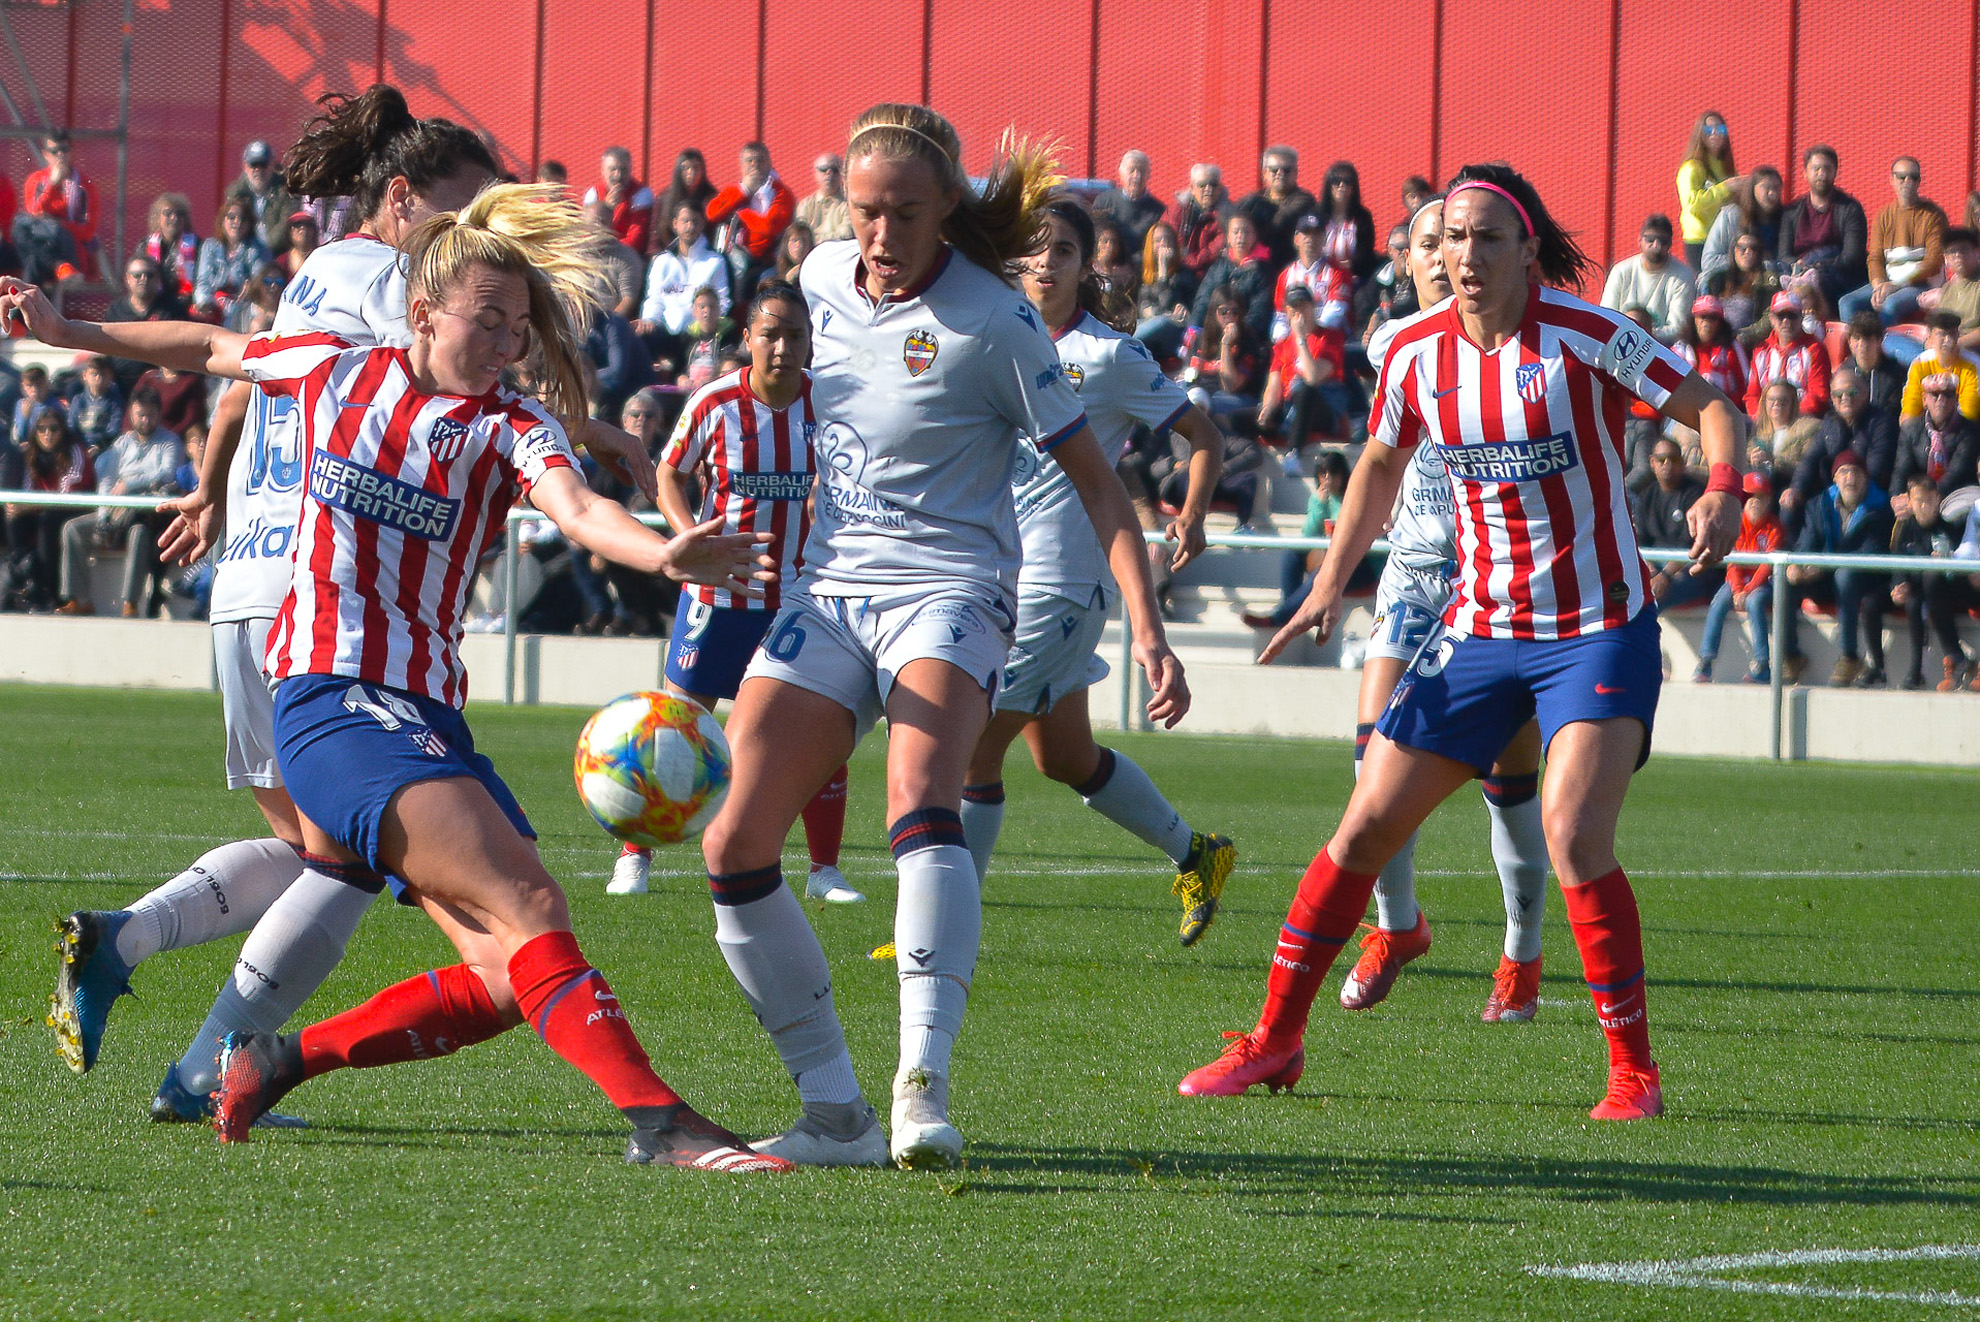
[
  {"left": 1014, "top": 309, "right": 1190, "bottom": 596},
  {"left": 1368, "top": 303, "right": 1459, "bottom": 570},
  {"left": 209, "top": 235, "right": 409, "bottom": 623},
  {"left": 800, "top": 240, "right": 1088, "bottom": 600}
]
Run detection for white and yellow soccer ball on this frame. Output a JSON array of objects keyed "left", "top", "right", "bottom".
[{"left": 573, "top": 692, "right": 731, "bottom": 847}]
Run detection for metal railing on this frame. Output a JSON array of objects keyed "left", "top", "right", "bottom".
[{"left": 6, "top": 489, "right": 1974, "bottom": 762}]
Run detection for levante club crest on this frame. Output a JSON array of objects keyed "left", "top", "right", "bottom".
[{"left": 903, "top": 330, "right": 939, "bottom": 376}]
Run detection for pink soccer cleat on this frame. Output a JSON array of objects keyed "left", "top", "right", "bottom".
[
  {"left": 1339, "top": 911, "right": 1432, "bottom": 1010},
  {"left": 1177, "top": 1031, "right": 1304, "bottom": 1097},
  {"left": 1481, "top": 954, "right": 1542, "bottom": 1023},
  {"left": 1589, "top": 1063, "right": 1663, "bottom": 1120}
]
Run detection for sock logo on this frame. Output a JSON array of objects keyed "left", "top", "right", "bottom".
[
  {"left": 907, "top": 947, "right": 934, "bottom": 967},
  {"left": 585, "top": 1007, "right": 628, "bottom": 1026},
  {"left": 812, "top": 983, "right": 832, "bottom": 1000},
  {"left": 237, "top": 959, "right": 279, "bottom": 991}
]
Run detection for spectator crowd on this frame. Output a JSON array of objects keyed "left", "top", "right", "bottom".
[{"left": 4, "top": 115, "right": 1980, "bottom": 692}]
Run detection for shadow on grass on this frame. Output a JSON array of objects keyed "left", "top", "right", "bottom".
[
  {"left": 1392, "top": 963, "right": 1980, "bottom": 1002},
  {"left": 962, "top": 1142, "right": 1980, "bottom": 1209}
]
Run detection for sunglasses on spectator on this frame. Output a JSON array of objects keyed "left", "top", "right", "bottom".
[
  {"left": 1263, "top": 164, "right": 1291, "bottom": 174},
  {"left": 42, "top": 143, "right": 67, "bottom": 155},
  {"left": 815, "top": 164, "right": 840, "bottom": 174},
  {"left": 1706, "top": 126, "right": 1728, "bottom": 137},
  {"left": 1833, "top": 387, "right": 1862, "bottom": 398},
  {"left": 126, "top": 268, "right": 156, "bottom": 280},
  {"left": 1893, "top": 170, "right": 1920, "bottom": 180}
]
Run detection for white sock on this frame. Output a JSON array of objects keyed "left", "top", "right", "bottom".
[
  {"left": 710, "top": 873, "right": 858, "bottom": 1096},
  {"left": 1355, "top": 754, "right": 1420, "bottom": 931},
  {"left": 1486, "top": 789, "right": 1549, "bottom": 962},
  {"left": 117, "top": 838, "right": 305, "bottom": 967},
  {"left": 893, "top": 841, "right": 979, "bottom": 1079},
  {"left": 958, "top": 783, "right": 1005, "bottom": 885},
  {"left": 175, "top": 867, "right": 377, "bottom": 1093},
  {"left": 795, "top": 1054, "right": 862, "bottom": 1106},
  {"left": 1079, "top": 750, "right": 1194, "bottom": 864}
]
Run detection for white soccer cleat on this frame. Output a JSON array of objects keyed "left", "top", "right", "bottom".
[
  {"left": 890, "top": 1067, "right": 963, "bottom": 1170},
  {"left": 805, "top": 864, "right": 865, "bottom": 904},
  {"left": 606, "top": 846, "right": 651, "bottom": 895},
  {"left": 752, "top": 1102, "right": 889, "bottom": 1167}
]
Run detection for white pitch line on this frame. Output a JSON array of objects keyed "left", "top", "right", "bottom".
[{"left": 1529, "top": 1244, "right": 1980, "bottom": 1308}]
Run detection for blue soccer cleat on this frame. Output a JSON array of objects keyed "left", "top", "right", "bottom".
[
  {"left": 150, "top": 1060, "right": 308, "bottom": 1129},
  {"left": 49, "top": 911, "right": 134, "bottom": 1074}
]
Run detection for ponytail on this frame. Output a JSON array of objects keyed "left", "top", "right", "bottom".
[
  {"left": 403, "top": 182, "right": 610, "bottom": 429},
  {"left": 846, "top": 103, "right": 1061, "bottom": 283},
  {"left": 1445, "top": 162, "right": 1594, "bottom": 290},
  {"left": 286, "top": 84, "right": 498, "bottom": 223}
]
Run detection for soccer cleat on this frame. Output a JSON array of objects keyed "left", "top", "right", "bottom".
[
  {"left": 751, "top": 1101, "right": 888, "bottom": 1167},
  {"left": 869, "top": 941, "right": 896, "bottom": 961},
  {"left": 1173, "top": 832, "right": 1236, "bottom": 947},
  {"left": 49, "top": 911, "right": 134, "bottom": 1074},
  {"left": 149, "top": 1060, "right": 308, "bottom": 1129},
  {"left": 1177, "top": 1030, "right": 1304, "bottom": 1097},
  {"left": 626, "top": 1105, "right": 792, "bottom": 1172},
  {"left": 606, "top": 845, "right": 651, "bottom": 895},
  {"left": 805, "top": 863, "right": 866, "bottom": 904},
  {"left": 1338, "top": 911, "right": 1432, "bottom": 1010},
  {"left": 890, "top": 1067, "right": 964, "bottom": 1170},
  {"left": 1589, "top": 1062, "right": 1664, "bottom": 1120},
  {"left": 213, "top": 1031, "right": 305, "bottom": 1143},
  {"left": 1481, "top": 954, "right": 1542, "bottom": 1023}
]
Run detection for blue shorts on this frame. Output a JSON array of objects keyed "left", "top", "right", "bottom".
[
  {"left": 1376, "top": 606, "right": 1661, "bottom": 774},
  {"left": 272, "top": 672, "right": 534, "bottom": 897},
  {"left": 665, "top": 599, "right": 775, "bottom": 700}
]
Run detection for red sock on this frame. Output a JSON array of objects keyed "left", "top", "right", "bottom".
[
  {"left": 1561, "top": 868, "right": 1654, "bottom": 1071},
  {"left": 508, "top": 930, "right": 680, "bottom": 1111},
  {"left": 801, "top": 763, "right": 849, "bottom": 868},
  {"left": 297, "top": 964, "right": 511, "bottom": 1079},
  {"left": 1257, "top": 848, "right": 1377, "bottom": 1049}
]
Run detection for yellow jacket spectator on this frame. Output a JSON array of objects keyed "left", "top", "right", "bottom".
[
  {"left": 1900, "top": 313, "right": 1980, "bottom": 421},
  {"left": 1676, "top": 111, "right": 1740, "bottom": 265}
]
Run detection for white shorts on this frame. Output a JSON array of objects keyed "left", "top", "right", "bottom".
[
  {"left": 996, "top": 586, "right": 1111, "bottom": 715},
  {"left": 1366, "top": 559, "right": 1455, "bottom": 664},
  {"left": 213, "top": 617, "right": 281, "bottom": 790},
  {"left": 741, "top": 586, "right": 1016, "bottom": 741}
]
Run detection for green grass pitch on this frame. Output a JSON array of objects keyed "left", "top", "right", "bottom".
[{"left": 0, "top": 683, "right": 1975, "bottom": 1320}]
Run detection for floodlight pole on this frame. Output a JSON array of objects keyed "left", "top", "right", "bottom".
[{"left": 1770, "top": 552, "right": 1788, "bottom": 761}]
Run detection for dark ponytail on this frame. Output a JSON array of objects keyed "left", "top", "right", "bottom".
[
  {"left": 286, "top": 84, "right": 498, "bottom": 223},
  {"left": 1445, "top": 162, "right": 1595, "bottom": 290},
  {"left": 1042, "top": 197, "right": 1135, "bottom": 333}
]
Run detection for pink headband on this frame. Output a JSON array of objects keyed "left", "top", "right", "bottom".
[{"left": 1447, "top": 180, "right": 1533, "bottom": 237}]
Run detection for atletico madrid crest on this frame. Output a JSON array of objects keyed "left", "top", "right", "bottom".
[
  {"left": 1515, "top": 361, "right": 1547, "bottom": 404},
  {"left": 903, "top": 330, "right": 939, "bottom": 376}
]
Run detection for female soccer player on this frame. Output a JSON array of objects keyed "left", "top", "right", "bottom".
[
  {"left": 1180, "top": 164, "right": 1744, "bottom": 1120},
  {"left": 6, "top": 184, "right": 787, "bottom": 1171},
  {"left": 702, "top": 104, "right": 1187, "bottom": 1170},
  {"left": 1330, "top": 197, "right": 1552, "bottom": 1022},
  {"left": 50, "top": 86, "right": 501, "bottom": 1104},
  {"left": 609, "top": 279, "right": 863, "bottom": 904},
  {"left": 958, "top": 198, "right": 1232, "bottom": 945}
]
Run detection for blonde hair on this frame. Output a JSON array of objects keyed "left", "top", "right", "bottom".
[
  {"left": 402, "top": 182, "right": 610, "bottom": 428},
  {"left": 846, "top": 103, "right": 1062, "bottom": 282}
]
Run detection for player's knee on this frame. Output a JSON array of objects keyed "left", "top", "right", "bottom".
[
  {"left": 1541, "top": 810, "right": 1611, "bottom": 882},
  {"left": 1036, "top": 742, "right": 1099, "bottom": 786}
]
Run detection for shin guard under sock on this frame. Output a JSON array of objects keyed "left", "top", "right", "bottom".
[
  {"left": 1561, "top": 868, "right": 1654, "bottom": 1070},
  {"left": 1258, "top": 849, "right": 1378, "bottom": 1049},
  {"left": 297, "top": 964, "right": 511, "bottom": 1078},
  {"left": 801, "top": 764, "right": 850, "bottom": 869},
  {"left": 509, "top": 931, "right": 681, "bottom": 1111}
]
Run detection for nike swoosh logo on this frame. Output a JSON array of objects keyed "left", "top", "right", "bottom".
[
  {"left": 1430, "top": 385, "right": 1460, "bottom": 399},
  {"left": 1599, "top": 1000, "right": 1631, "bottom": 1014},
  {"left": 1595, "top": 684, "right": 1625, "bottom": 695}
]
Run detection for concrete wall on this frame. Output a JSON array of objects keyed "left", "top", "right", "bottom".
[{"left": 8, "top": 616, "right": 1976, "bottom": 765}]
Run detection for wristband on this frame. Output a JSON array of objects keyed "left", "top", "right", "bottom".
[{"left": 1706, "top": 463, "right": 1741, "bottom": 497}]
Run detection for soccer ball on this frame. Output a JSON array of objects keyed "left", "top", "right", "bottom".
[{"left": 573, "top": 692, "right": 731, "bottom": 847}]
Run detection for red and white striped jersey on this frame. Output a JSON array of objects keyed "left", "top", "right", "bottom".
[
  {"left": 660, "top": 367, "right": 816, "bottom": 610},
  {"left": 1371, "top": 285, "right": 1693, "bottom": 640},
  {"left": 239, "top": 331, "right": 578, "bottom": 705}
]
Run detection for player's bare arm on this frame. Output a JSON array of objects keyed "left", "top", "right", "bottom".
[
  {"left": 1163, "top": 404, "right": 1224, "bottom": 572},
  {"left": 1659, "top": 371, "right": 1748, "bottom": 571},
  {"left": 1259, "top": 439, "right": 1409, "bottom": 665},
  {"left": 526, "top": 464, "right": 772, "bottom": 595},
  {"left": 1, "top": 279, "right": 250, "bottom": 378},
  {"left": 576, "top": 417, "right": 660, "bottom": 502},
  {"left": 1054, "top": 423, "right": 1191, "bottom": 727},
  {"left": 158, "top": 379, "right": 252, "bottom": 565}
]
